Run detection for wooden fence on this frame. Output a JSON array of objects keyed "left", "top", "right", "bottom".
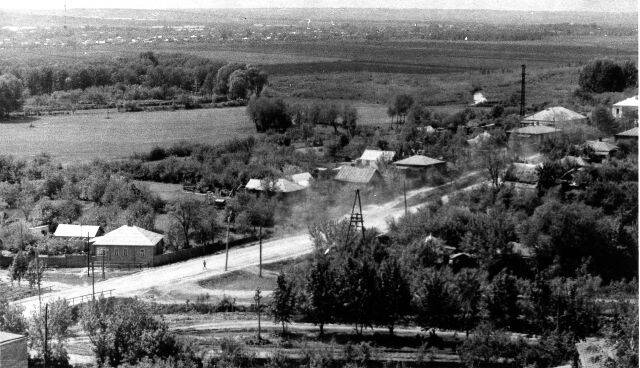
[
  {"left": 151, "top": 236, "right": 257, "bottom": 267},
  {"left": 38, "top": 254, "right": 87, "bottom": 268}
]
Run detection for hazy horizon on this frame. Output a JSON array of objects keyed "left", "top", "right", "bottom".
[{"left": 1, "top": 0, "right": 637, "bottom": 12}]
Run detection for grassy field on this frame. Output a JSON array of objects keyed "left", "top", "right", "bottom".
[{"left": 0, "top": 107, "right": 255, "bottom": 163}]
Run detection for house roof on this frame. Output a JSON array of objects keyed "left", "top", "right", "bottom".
[
  {"left": 505, "top": 163, "right": 540, "bottom": 184},
  {"left": 290, "top": 172, "right": 313, "bottom": 188},
  {"left": 509, "top": 125, "right": 560, "bottom": 135},
  {"left": 523, "top": 106, "right": 586, "bottom": 123},
  {"left": 92, "top": 225, "right": 163, "bottom": 247},
  {"left": 0, "top": 331, "right": 25, "bottom": 345},
  {"left": 334, "top": 166, "right": 380, "bottom": 184},
  {"left": 615, "top": 127, "right": 638, "bottom": 137},
  {"left": 245, "top": 178, "right": 306, "bottom": 193},
  {"left": 585, "top": 140, "right": 619, "bottom": 154},
  {"left": 467, "top": 131, "right": 492, "bottom": 146},
  {"left": 53, "top": 224, "right": 101, "bottom": 238},
  {"left": 394, "top": 155, "right": 445, "bottom": 167},
  {"left": 359, "top": 149, "right": 396, "bottom": 162},
  {"left": 613, "top": 95, "right": 638, "bottom": 107}
]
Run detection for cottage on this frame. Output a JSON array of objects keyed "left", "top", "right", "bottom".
[
  {"left": 585, "top": 140, "right": 618, "bottom": 159},
  {"left": 503, "top": 162, "right": 540, "bottom": 193},
  {"left": 358, "top": 149, "right": 396, "bottom": 168},
  {"left": 614, "top": 127, "right": 638, "bottom": 145},
  {"left": 0, "top": 331, "right": 27, "bottom": 368},
  {"left": 334, "top": 166, "right": 382, "bottom": 185},
  {"left": 522, "top": 106, "right": 587, "bottom": 127},
  {"left": 393, "top": 155, "right": 446, "bottom": 177},
  {"left": 245, "top": 177, "right": 306, "bottom": 194},
  {"left": 53, "top": 224, "right": 103, "bottom": 240},
  {"left": 92, "top": 225, "right": 164, "bottom": 266},
  {"left": 611, "top": 95, "right": 638, "bottom": 120},
  {"left": 508, "top": 125, "right": 560, "bottom": 157}
]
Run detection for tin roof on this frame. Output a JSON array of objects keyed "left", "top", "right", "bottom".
[
  {"left": 585, "top": 140, "right": 618, "bottom": 154},
  {"left": 613, "top": 95, "right": 638, "bottom": 107},
  {"left": 245, "top": 178, "right": 306, "bottom": 193},
  {"left": 509, "top": 125, "right": 560, "bottom": 135},
  {"left": 92, "top": 225, "right": 163, "bottom": 247},
  {"left": 523, "top": 106, "right": 586, "bottom": 123},
  {"left": 53, "top": 224, "right": 101, "bottom": 238},
  {"left": 359, "top": 149, "right": 396, "bottom": 162},
  {"left": 394, "top": 155, "right": 445, "bottom": 167},
  {"left": 0, "top": 331, "right": 25, "bottom": 345},
  {"left": 615, "top": 127, "right": 638, "bottom": 137},
  {"left": 334, "top": 166, "right": 380, "bottom": 184}
]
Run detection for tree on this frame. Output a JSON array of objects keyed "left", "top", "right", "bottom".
[
  {"left": 459, "top": 323, "right": 517, "bottom": 368},
  {"left": 244, "top": 66, "right": 268, "bottom": 97},
  {"left": 621, "top": 60, "right": 637, "bottom": 88},
  {"left": 336, "top": 257, "right": 379, "bottom": 335},
  {"left": 195, "top": 205, "right": 220, "bottom": 246},
  {"left": 10, "top": 251, "right": 29, "bottom": 285},
  {"left": 272, "top": 271, "right": 296, "bottom": 335},
  {"left": 414, "top": 268, "right": 458, "bottom": 332},
  {"left": 168, "top": 197, "right": 202, "bottom": 249},
  {"left": 124, "top": 200, "right": 156, "bottom": 230},
  {"left": 341, "top": 104, "right": 358, "bottom": 134},
  {"left": 484, "top": 270, "right": 521, "bottom": 330},
  {"left": 215, "top": 63, "right": 246, "bottom": 95},
  {"left": 228, "top": 69, "right": 250, "bottom": 100},
  {"left": 304, "top": 256, "right": 337, "bottom": 336},
  {"left": 0, "top": 73, "right": 23, "bottom": 117},
  {"left": 579, "top": 59, "right": 626, "bottom": 93},
  {"left": 477, "top": 140, "right": 509, "bottom": 193},
  {"left": 376, "top": 258, "right": 411, "bottom": 335},
  {"left": 0, "top": 298, "right": 27, "bottom": 334},
  {"left": 390, "top": 94, "right": 414, "bottom": 124},
  {"left": 26, "top": 257, "right": 46, "bottom": 290},
  {"left": 247, "top": 96, "right": 292, "bottom": 133},
  {"left": 454, "top": 268, "right": 486, "bottom": 337},
  {"left": 29, "top": 299, "right": 73, "bottom": 366},
  {"left": 81, "top": 297, "right": 182, "bottom": 367},
  {"left": 592, "top": 105, "right": 619, "bottom": 135}
]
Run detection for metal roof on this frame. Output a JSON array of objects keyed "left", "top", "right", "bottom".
[
  {"left": 334, "top": 166, "right": 380, "bottom": 184},
  {"left": 523, "top": 106, "right": 586, "bottom": 123},
  {"left": 509, "top": 125, "right": 560, "bottom": 135},
  {"left": 615, "top": 127, "right": 638, "bottom": 137},
  {"left": 393, "top": 155, "right": 445, "bottom": 167},
  {"left": 92, "top": 225, "right": 163, "bottom": 247},
  {"left": 613, "top": 95, "right": 638, "bottom": 107},
  {"left": 359, "top": 149, "right": 396, "bottom": 162},
  {"left": 245, "top": 178, "right": 306, "bottom": 193},
  {"left": 585, "top": 140, "right": 619, "bottom": 153},
  {"left": 0, "top": 331, "right": 25, "bottom": 345},
  {"left": 53, "top": 224, "right": 101, "bottom": 238}
]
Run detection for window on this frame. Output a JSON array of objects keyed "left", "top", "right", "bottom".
[
  {"left": 139, "top": 249, "right": 145, "bottom": 257},
  {"left": 123, "top": 248, "right": 128, "bottom": 257},
  {"left": 114, "top": 248, "right": 119, "bottom": 256}
]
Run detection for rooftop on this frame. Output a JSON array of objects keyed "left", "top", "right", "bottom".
[
  {"left": 53, "top": 224, "right": 102, "bottom": 238},
  {"left": 585, "top": 140, "right": 619, "bottom": 153},
  {"left": 615, "top": 127, "right": 638, "bottom": 137},
  {"left": 394, "top": 155, "right": 445, "bottom": 167},
  {"left": 92, "top": 225, "right": 163, "bottom": 247},
  {"left": 359, "top": 149, "right": 396, "bottom": 162},
  {"left": 523, "top": 106, "right": 586, "bottom": 123},
  {"left": 0, "top": 331, "right": 25, "bottom": 345},
  {"left": 613, "top": 95, "right": 638, "bottom": 107},
  {"left": 509, "top": 125, "right": 560, "bottom": 135},
  {"left": 245, "top": 178, "right": 306, "bottom": 193},
  {"left": 334, "top": 166, "right": 380, "bottom": 184}
]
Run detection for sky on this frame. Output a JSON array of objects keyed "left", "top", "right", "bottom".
[{"left": 0, "top": 0, "right": 637, "bottom": 11}]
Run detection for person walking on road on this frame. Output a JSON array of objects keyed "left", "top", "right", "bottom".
[{"left": 203, "top": 259, "right": 207, "bottom": 270}]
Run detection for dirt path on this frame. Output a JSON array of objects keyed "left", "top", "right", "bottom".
[{"left": 15, "top": 173, "right": 483, "bottom": 316}]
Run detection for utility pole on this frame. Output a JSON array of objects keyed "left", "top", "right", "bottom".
[
  {"left": 91, "top": 258, "right": 95, "bottom": 301},
  {"left": 345, "top": 189, "right": 365, "bottom": 244},
  {"left": 254, "top": 288, "right": 262, "bottom": 341},
  {"left": 43, "top": 303, "right": 49, "bottom": 368},
  {"left": 258, "top": 226, "right": 263, "bottom": 278},
  {"left": 86, "top": 234, "right": 90, "bottom": 277},
  {"left": 36, "top": 246, "right": 42, "bottom": 311},
  {"left": 101, "top": 249, "right": 105, "bottom": 280},
  {"left": 403, "top": 178, "right": 408, "bottom": 215},
  {"left": 520, "top": 64, "right": 526, "bottom": 116},
  {"left": 224, "top": 214, "right": 230, "bottom": 271}
]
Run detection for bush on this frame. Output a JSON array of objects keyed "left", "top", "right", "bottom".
[{"left": 579, "top": 59, "right": 627, "bottom": 93}]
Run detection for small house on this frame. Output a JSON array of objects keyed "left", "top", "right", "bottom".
[
  {"left": 585, "top": 140, "right": 618, "bottom": 160},
  {"left": 53, "top": 224, "right": 103, "bottom": 240},
  {"left": 358, "top": 149, "right": 396, "bottom": 168},
  {"left": 245, "top": 177, "right": 306, "bottom": 196},
  {"left": 522, "top": 106, "right": 587, "bottom": 127},
  {"left": 0, "top": 331, "right": 27, "bottom": 368},
  {"left": 503, "top": 162, "right": 541, "bottom": 193},
  {"left": 92, "top": 225, "right": 164, "bottom": 266},
  {"left": 508, "top": 125, "right": 560, "bottom": 156},
  {"left": 467, "top": 131, "right": 492, "bottom": 146},
  {"left": 614, "top": 127, "right": 638, "bottom": 145},
  {"left": 393, "top": 155, "right": 446, "bottom": 177},
  {"left": 334, "top": 166, "right": 382, "bottom": 185},
  {"left": 611, "top": 95, "right": 638, "bottom": 120}
]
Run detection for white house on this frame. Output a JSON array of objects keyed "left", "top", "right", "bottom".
[
  {"left": 611, "top": 95, "right": 638, "bottom": 120},
  {"left": 358, "top": 149, "right": 396, "bottom": 168}
]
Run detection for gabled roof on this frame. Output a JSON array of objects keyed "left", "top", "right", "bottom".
[
  {"left": 53, "top": 224, "right": 102, "bottom": 238},
  {"left": 509, "top": 125, "right": 560, "bottom": 135},
  {"left": 394, "top": 155, "right": 445, "bottom": 167},
  {"left": 359, "top": 149, "right": 396, "bottom": 162},
  {"left": 92, "top": 225, "right": 163, "bottom": 247},
  {"left": 334, "top": 166, "right": 380, "bottom": 184},
  {"left": 523, "top": 106, "right": 586, "bottom": 123},
  {"left": 615, "top": 127, "right": 638, "bottom": 137},
  {"left": 613, "top": 95, "right": 638, "bottom": 107},
  {"left": 585, "top": 140, "right": 618, "bottom": 154},
  {"left": 560, "top": 155, "right": 588, "bottom": 167},
  {"left": 505, "top": 163, "right": 540, "bottom": 184},
  {"left": 245, "top": 178, "right": 306, "bottom": 193}
]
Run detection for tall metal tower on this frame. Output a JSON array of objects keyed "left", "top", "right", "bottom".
[{"left": 345, "top": 189, "right": 365, "bottom": 243}]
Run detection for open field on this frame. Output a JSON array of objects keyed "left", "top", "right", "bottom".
[{"left": 0, "top": 107, "right": 254, "bottom": 163}]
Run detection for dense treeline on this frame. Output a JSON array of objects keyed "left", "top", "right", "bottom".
[{"left": 579, "top": 59, "right": 637, "bottom": 93}]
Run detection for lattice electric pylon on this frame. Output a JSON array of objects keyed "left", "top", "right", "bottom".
[{"left": 345, "top": 189, "right": 366, "bottom": 244}]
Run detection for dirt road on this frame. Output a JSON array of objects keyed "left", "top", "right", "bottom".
[{"left": 16, "top": 173, "right": 482, "bottom": 316}]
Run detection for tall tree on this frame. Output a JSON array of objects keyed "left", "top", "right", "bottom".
[
  {"left": 0, "top": 73, "right": 23, "bottom": 117},
  {"left": 271, "top": 271, "right": 296, "bottom": 335},
  {"left": 168, "top": 197, "right": 202, "bottom": 249},
  {"left": 376, "top": 258, "right": 411, "bottom": 335},
  {"left": 304, "top": 256, "right": 337, "bottom": 336}
]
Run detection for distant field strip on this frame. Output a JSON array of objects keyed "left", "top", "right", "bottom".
[{"left": 0, "top": 107, "right": 254, "bottom": 163}]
